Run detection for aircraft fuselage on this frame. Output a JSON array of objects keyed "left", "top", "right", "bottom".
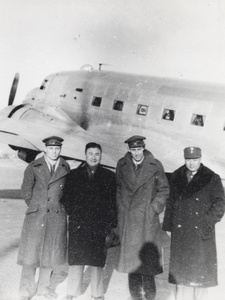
[{"left": 1, "top": 68, "right": 225, "bottom": 180}]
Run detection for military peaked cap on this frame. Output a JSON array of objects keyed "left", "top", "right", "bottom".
[
  {"left": 124, "top": 135, "right": 146, "bottom": 148},
  {"left": 42, "top": 136, "right": 64, "bottom": 146}
]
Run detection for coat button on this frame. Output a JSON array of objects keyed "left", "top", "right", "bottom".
[
  {"left": 177, "top": 224, "right": 181, "bottom": 228},
  {"left": 56, "top": 210, "right": 59, "bottom": 213},
  {"left": 46, "top": 209, "right": 50, "bottom": 212},
  {"left": 47, "top": 198, "right": 50, "bottom": 201}
]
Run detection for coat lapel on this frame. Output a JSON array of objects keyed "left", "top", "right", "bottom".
[
  {"left": 173, "top": 164, "right": 214, "bottom": 199},
  {"left": 49, "top": 158, "right": 69, "bottom": 184},
  {"left": 120, "top": 150, "right": 158, "bottom": 195},
  {"left": 120, "top": 156, "right": 136, "bottom": 186},
  {"left": 133, "top": 159, "right": 158, "bottom": 192},
  {"left": 33, "top": 157, "right": 51, "bottom": 188},
  {"left": 33, "top": 157, "right": 69, "bottom": 186}
]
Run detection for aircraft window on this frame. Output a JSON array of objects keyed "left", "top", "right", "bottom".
[
  {"left": 113, "top": 100, "right": 124, "bottom": 111},
  {"left": 75, "top": 88, "right": 83, "bottom": 92},
  {"left": 191, "top": 114, "right": 205, "bottom": 126},
  {"left": 136, "top": 105, "right": 149, "bottom": 116},
  {"left": 40, "top": 80, "right": 48, "bottom": 90},
  {"left": 162, "top": 109, "right": 175, "bottom": 121},
  {"left": 92, "top": 96, "right": 102, "bottom": 107}
]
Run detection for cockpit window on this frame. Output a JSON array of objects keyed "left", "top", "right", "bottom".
[
  {"left": 136, "top": 105, "right": 149, "bottom": 116},
  {"left": 75, "top": 88, "right": 83, "bottom": 92},
  {"left": 113, "top": 100, "right": 124, "bottom": 111},
  {"left": 191, "top": 114, "right": 205, "bottom": 126},
  {"left": 92, "top": 96, "right": 102, "bottom": 107},
  {"left": 40, "top": 79, "right": 48, "bottom": 90},
  {"left": 162, "top": 109, "right": 175, "bottom": 121}
]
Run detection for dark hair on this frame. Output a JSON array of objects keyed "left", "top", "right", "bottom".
[{"left": 85, "top": 142, "right": 102, "bottom": 153}]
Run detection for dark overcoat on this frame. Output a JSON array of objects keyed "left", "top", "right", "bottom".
[
  {"left": 163, "top": 164, "right": 225, "bottom": 287},
  {"left": 116, "top": 150, "right": 170, "bottom": 275},
  {"left": 62, "top": 163, "right": 117, "bottom": 267},
  {"left": 17, "top": 156, "right": 70, "bottom": 267}
]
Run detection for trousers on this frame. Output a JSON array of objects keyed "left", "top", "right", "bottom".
[
  {"left": 19, "top": 265, "right": 68, "bottom": 297},
  {"left": 175, "top": 285, "right": 208, "bottom": 300},
  {"left": 128, "top": 273, "right": 156, "bottom": 300},
  {"left": 67, "top": 265, "right": 104, "bottom": 297}
]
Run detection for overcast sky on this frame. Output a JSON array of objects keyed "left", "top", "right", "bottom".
[{"left": 1, "top": 0, "right": 225, "bottom": 109}]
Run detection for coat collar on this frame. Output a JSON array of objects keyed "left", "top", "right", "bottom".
[
  {"left": 172, "top": 164, "right": 214, "bottom": 199},
  {"left": 78, "top": 163, "right": 103, "bottom": 177},
  {"left": 119, "top": 150, "right": 159, "bottom": 188},
  {"left": 33, "top": 156, "right": 69, "bottom": 185}
]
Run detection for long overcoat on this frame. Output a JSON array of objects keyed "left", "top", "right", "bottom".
[
  {"left": 116, "top": 150, "right": 169, "bottom": 275},
  {"left": 163, "top": 164, "right": 225, "bottom": 287},
  {"left": 62, "top": 163, "right": 117, "bottom": 268},
  {"left": 17, "top": 156, "right": 70, "bottom": 268}
]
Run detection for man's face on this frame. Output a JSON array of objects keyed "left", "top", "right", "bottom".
[
  {"left": 185, "top": 158, "right": 201, "bottom": 172},
  {"left": 86, "top": 147, "right": 102, "bottom": 167},
  {"left": 45, "top": 146, "right": 61, "bottom": 161},
  {"left": 129, "top": 147, "right": 145, "bottom": 162}
]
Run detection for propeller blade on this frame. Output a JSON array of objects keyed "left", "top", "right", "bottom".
[{"left": 8, "top": 73, "right": 20, "bottom": 106}]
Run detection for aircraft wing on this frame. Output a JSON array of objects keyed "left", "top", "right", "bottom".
[
  {"left": 0, "top": 115, "right": 118, "bottom": 168},
  {"left": 0, "top": 130, "right": 38, "bottom": 151}
]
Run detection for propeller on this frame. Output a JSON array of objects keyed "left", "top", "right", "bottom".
[{"left": 8, "top": 73, "right": 20, "bottom": 106}]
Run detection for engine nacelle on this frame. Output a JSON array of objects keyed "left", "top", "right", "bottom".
[{"left": 9, "top": 146, "right": 40, "bottom": 163}]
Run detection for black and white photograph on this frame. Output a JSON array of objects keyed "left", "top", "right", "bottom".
[{"left": 0, "top": 1, "right": 225, "bottom": 299}]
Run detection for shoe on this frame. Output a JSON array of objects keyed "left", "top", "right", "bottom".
[
  {"left": 32, "top": 295, "right": 54, "bottom": 300},
  {"left": 43, "top": 292, "right": 58, "bottom": 299},
  {"left": 20, "top": 297, "right": 31, "bottom": 300},
  {"left": 92, "top": 297, "right": 104, "bottom": 300},
  {"left": 62, "top": 295, "right": 77, "bottom": 300}
]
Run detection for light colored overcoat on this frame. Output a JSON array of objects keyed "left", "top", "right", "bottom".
[
  {"left": 116, "top": 150, "right": 169, "bottom": 275},
  {"left": 17, "top": 156, "right": 70, "bottom": 267}
]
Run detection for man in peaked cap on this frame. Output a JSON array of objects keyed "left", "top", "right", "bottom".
[
  {"left": 163, "top": 147, "right": 225, "bottom": 300},
  {"left": 116, "top": 135, "right": 169, "bottom": 300},
  {"left": 17, "top": 135, "right": 70, "bottom": 300}
]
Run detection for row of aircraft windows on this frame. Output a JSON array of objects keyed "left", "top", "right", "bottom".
[
  {"left": 40, "top": 84, "right": 219, "bottom": 129},
  {"left": 91, "top": 96, "right": 208, "bottom": 128},
  {"left": 39, "top": 83, "right": 203, "bottom": 128}
]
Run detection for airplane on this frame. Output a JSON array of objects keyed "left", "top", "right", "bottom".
[{"left": 0, "top": 64, "right": 225, "bottom": 183}]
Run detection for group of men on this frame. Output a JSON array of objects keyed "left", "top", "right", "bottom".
[{"left": 17, "top": 135, "right": 225, "bottom": 300}]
